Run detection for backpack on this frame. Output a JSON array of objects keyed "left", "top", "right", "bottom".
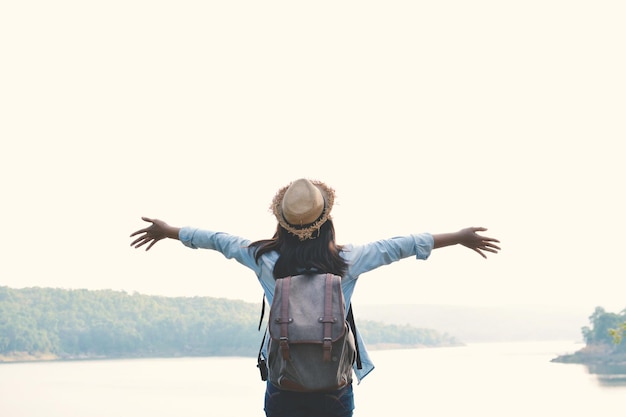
[{"left": 257, "top": 273, "right": 361, "bottom": 392}]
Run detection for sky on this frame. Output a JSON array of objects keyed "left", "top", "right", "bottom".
[{"left": 1, "top": 1, "right": 624, "bottom": 315}]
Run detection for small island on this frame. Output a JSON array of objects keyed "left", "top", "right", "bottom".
[{"left": 551, "top": 306, "right": 626, "bottom": 384}]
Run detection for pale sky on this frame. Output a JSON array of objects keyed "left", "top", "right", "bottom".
[{"left": 2, "top": 1, "right": 624, "bottom": 314}]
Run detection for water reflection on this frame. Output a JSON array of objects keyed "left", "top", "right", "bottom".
[{"left": 586, "top": 363, "right": 626, "bottom": 386}]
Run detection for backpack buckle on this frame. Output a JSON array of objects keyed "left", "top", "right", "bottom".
[
  {"left": 322, "top": 337, "right": 333, "bottom": 362},
  {"left": 279, "top": 337, "right": 290, "bottom": 360}
]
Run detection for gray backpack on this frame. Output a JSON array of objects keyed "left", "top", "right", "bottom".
[{"left": 260, "top": 273, "right": 358, "bottom": 392}]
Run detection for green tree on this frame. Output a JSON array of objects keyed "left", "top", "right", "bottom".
[
  {"left": 608, "top": 309, "right": 626, "bottom": 345},
  {"left": 581, "top": 307, "right": 626, "bottom": 353}
]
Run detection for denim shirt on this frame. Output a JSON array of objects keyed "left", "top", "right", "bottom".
[{"left": 179, "top": 227, "right": 434, "bottom": 383}]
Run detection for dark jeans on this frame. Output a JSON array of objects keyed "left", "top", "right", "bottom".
[{"left": 264, "top": 382, "right": 355, "bottom": 417}]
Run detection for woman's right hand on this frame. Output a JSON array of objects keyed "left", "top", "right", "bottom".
[{"left": 130, "top": 217, "right": 180, "bottom": 251}]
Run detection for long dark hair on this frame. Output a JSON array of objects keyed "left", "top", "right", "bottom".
[{"left": 249, "top": 219, "right": 348, "bottom": 279}]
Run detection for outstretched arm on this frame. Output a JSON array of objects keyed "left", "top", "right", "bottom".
[
  {"left": 130, "top": 217, "right": 181, "bottom": 251},
  {"left": 432, "top": 227, "right": 500, "bottom": 259}
]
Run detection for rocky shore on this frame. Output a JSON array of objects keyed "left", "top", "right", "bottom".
[{"left": 551, "top": 344, "right": 626, "bottom": 365}]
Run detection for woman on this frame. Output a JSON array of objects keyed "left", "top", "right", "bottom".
[{"left": 130, "top": 178, "right": 500, "bottom": 417}]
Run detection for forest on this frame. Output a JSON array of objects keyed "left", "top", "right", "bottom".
[{"left": 0, "top": 286, "right": 461, "bottom": 362}]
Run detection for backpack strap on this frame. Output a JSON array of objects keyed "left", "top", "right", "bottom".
[
  {"left": 321, "top": 273, "right": 335, "bottom": 362},
  {"left": 347, "top": 304, "right": 362, "bottom": 370},
  {"left": 277, "top": 276, "right": 292, "bottom": 360},
  {"left": 257, "top": 294, "right": 266, "bottom": 331},
  {"left": 256, "top": 294, "right": 268, "bottom": 381}
]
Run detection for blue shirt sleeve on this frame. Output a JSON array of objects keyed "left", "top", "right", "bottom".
[
  {"left": 343, "top": 233, "right": 434, "bottom": 279},
  {"left": 178, "top": 227, "right": 260, "bottom": 273}
]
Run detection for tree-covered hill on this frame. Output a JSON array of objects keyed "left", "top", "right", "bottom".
[{"left": 0, "top": 286, "right": 461, "bottom": 362}]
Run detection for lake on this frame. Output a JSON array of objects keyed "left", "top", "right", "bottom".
[{"left": 1, "top": 341, "right": 623, "bottom": 417}]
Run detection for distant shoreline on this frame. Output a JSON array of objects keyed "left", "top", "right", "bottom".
[
  {"left": 0, "top": 352, "right": 60, "bottom": 363},
  {"left": 0, "top": 342, "right": 466, "bottom": 365}
]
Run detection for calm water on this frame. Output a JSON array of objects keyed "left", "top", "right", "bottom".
[{"left": 1, "top": 341, "right": 623, "bottom": 417}]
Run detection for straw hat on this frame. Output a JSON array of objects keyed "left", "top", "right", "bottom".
[{"left": 271, "top": 178, "right": 335, "bottom": 240}]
